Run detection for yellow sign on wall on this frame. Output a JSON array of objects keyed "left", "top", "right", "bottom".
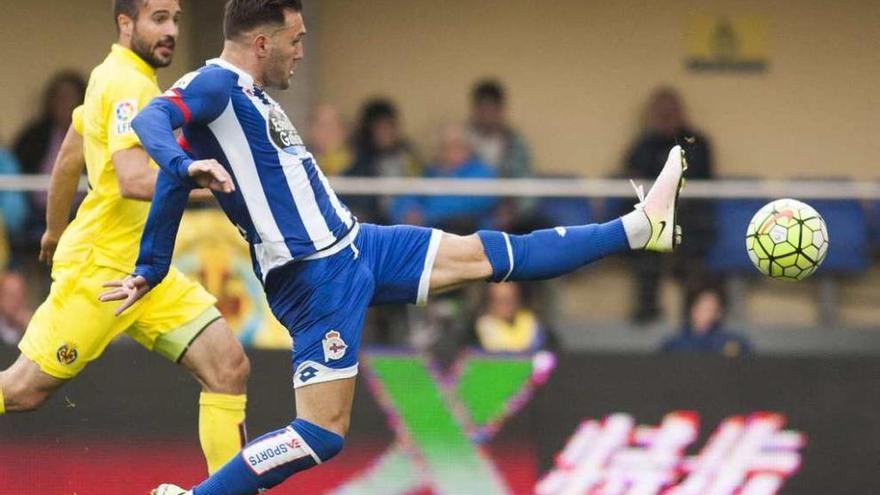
[
  {"left": 686, "top": 15, "right": 768, "bottom": 72},
  {"left": 175, "top": 209, "right": 293, "bottom": 350}
]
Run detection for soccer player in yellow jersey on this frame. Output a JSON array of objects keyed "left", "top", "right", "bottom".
[{"left": 0, "top": 0, "right": 250, "bottom": 475}]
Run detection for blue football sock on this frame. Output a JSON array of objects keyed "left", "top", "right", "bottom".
[
  {"left": 477, "top": 219, "right": 629, "bottom": 282},
  {"left": 193, "top": 418, "right": 344, "bottom": 495}
]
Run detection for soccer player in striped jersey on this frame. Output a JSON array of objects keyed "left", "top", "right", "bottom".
[
  {"left": 99, "top": 1, "right": 686, "bottom": 493},
  {"left": 0, "top": 0, "right": 250, "bottom": 476}
]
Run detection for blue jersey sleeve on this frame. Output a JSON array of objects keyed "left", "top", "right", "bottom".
[
  {"left": 133, "top": 169, "right": 191, "bottom": 287},
  {"left": 132, "top": 68, "right": 235, "bottom": 184},
  {"left": 130, "top": 67, "right": 236, "bottom": 287}
]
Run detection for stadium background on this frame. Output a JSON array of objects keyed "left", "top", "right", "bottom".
[{"left": 1, "top": 0, "right": 879, "bottom": 494}]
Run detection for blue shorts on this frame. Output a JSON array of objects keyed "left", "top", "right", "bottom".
[{"left": 264, "top": 223, "right": 442, "bottom": 388}]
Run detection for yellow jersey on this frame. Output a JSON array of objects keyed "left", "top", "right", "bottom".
[{"left": 54, "top": 44, "right": 161, "bottom": 273}]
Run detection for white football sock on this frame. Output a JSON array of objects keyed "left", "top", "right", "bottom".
[{"left": 621, "top": 210, "right": 651, "bottom": 249}]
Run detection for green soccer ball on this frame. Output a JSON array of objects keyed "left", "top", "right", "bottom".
[{"left": 745, "top": 199, "right": 829, "bottom": 281}]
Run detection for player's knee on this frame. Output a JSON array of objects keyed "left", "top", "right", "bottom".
[
  {"left": 215, "top": 349, "right": 250, "bottom": 393},
  {"left": 3, "top": 382, "right": 51, "bottom": 412},
  {"left": 431, "top": 233, "right": 492, "bottom": 290},
  {"left": 18, "top": 390, "right": 50, "bottom": 412}
]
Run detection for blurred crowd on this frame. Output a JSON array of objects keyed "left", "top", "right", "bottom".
[
  {"left": 0, "top": 70, "right": 759, "bottom": 357},
  {"left": 1, "top": 71, "right": 86, "bottom": 346}
]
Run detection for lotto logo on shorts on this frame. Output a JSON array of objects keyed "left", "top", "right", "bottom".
[
  {"left": 56, "top": 343, "right": 78, "bottom": 365},
  {"left": 322, "top": 330, "right": 347, "bottom": 362},
  {"left": 299, "top": 366, "right": 319, "bottom": 383},
  {"left": 242, "top": 427, "right": 310, "bottom": 475}
]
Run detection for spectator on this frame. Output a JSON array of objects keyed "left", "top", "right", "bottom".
[
  {"left": 0, "top": 219, "right": 8, "bottom": 273},
  {"left": 0, "top": 273, "right": 31, "bottom": 345},
  {"left": 307, "top": 103, "right": 352, "bottom": 176},
  {"left": 474, "top": 283, "right": 548, "bottom": 353},
  {"left": 391, "top": 124, "right": 498, "bottom": 234},
  {"left": 467, "top": 79, "right": 535, "bottom": 230},
  {"left": 346, "top": 98, "right": 421, "bottom": 223},
  {"left": 468, "top": 79, "right": 532, "bottom": 179},
  {"left": 13, "top": 70, "right": 86, "bottom": 247},
  {"left": 623, "top": 86, "right": 716, "bottom": 323},
  {"left": 661, "top": 283, "right": 751, "bottom": 356},
  {"left": 407, "top": 295, "right": 471, "bottom": 360},
  {"left": 0, "top": 135, "right": 28, "bottom": 249}
]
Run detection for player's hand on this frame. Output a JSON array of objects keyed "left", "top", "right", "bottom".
[
  {"left": 99, "top": 275, "right": 151, "bottom": 316},
  {"left": 188, "top": 159, "right": 235, "bottom": 194},
  {"left": 39, "top": 230, "right": 61, "bottom": 266},
  {"left": 188, "top": 188, "right": 216, "bottom": 202}
]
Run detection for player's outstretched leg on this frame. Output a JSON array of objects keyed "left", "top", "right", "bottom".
[
  {"left": 430, "top": 146, "right": 687, "bottom": 292},
  {"left": 153, "top": 378, "right": 353, "bottom": 495},
  {"left": 480, "top": 145, "right": 686, "bottom": 281}
]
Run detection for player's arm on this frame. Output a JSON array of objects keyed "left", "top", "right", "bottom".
[
  {"left": 113, "top": 137, "right": 213, "bottom": 202},
  {"left": 106, "top": 87, "right": 161, "bottom": 201},
  {"left": 106, "top": 70, "right": 231, "bottom": 201},
  {"left": 99, "top": 71, "right": 237, "bottom": 313},
  {"left": 99, "top": 169, "right": 191, "bottom": 314},
  {"left": 112, "top": 147, "right": 157, "bottom": 200},
  {"left": 40, "top": 115, "right": 85, "bottom": 265},
  {"left": 130, "top": 70, "right": 236, "bottom": 190}
]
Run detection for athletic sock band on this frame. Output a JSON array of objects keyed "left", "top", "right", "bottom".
[
  {"left": 194, "top": 418, "right": 344, "bottom": 495},
  {"left": 478, "top": 219, "right": 629, "bottom": 283}
]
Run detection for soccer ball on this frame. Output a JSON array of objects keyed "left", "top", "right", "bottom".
[{"left": 745, "top": 199, "right": 829, "bottom": 281}]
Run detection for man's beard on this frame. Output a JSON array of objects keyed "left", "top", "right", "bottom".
[
  {"left": 266, "top": 50, "right": 292, "bottom": 89},
  {"left": 131, "top": 30, "right": 174, "bottom": 68}
]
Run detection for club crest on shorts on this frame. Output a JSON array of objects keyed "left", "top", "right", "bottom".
[
  {"left": 322, "top": 330, "right": 347, "bottom": 362},
  {"left": 56, "top": 343, "right": 78, "bottom": 365}
]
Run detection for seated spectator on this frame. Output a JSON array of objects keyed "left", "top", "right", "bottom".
[
  {"left": 467, "top": 79, "right": 535, "bottom": 230},
  {"left": 661, "top": 283, "right": 751, "bottom": 356},
  {"left": 307, "top": 103, "right": 352, "bottom": 176},
  {"left": 623, "top": 86, "right": 716, "bottom": 323},
  {"left": 475, "top": 283, "right": 547, "bottom": 354},
  {"left": 345, "top": 98, "right": 421, "bottom": 223},
  {"left": 0, "top": 272, "right": 32, "bottom": 345},
  {"left": 391, "top": 124, "right": 498, "bottom": 234},
  {"left": 13, "top": 70, "right": 86, "bottom": 248}
]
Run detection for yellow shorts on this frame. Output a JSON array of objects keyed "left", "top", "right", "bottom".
[{"left": 19, "top": 262, "right": 220, "bottom": 379}]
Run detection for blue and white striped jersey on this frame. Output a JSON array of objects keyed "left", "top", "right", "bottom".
[{"left": 131, "top": 58, "right": 356, "bottom": 286}]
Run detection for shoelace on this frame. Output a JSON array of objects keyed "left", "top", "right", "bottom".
[{"left": 629, "top": 179, "right": 646, "bottom": 209}]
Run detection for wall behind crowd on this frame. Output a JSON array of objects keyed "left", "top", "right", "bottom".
[
  {"left": 0, "top": 1, "right": 196, "bottom": 141},
  {"left": 2, "top": 1, "right": 877, "bottom": 176},
  {"left": 0, "top": 1, "right": 316, "bottom": 144},
  {"left": 315, "top": 0, "right": 879, "bottom": 178}
]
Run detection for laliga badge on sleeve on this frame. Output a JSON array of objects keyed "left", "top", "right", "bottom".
[{"left": 113, "top": 99, "right": 138, "bottom": 135}]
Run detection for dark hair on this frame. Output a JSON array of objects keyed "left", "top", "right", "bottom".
[
  {"left": 224, "top": 0, "right": 303, "bottom": 40},
  {"left": 114, "top": 0, "right": 143, "bottom": 26},
  {"left": 683, "top": 278, "right": 727, "bottom": 324},
  {"left": 472, "top": 79, "right": 506, "bottom": 105},
  {"left": 354, "top": 98, "right": 398, "bottom": 151},
  {"left": 42, "top": 70, "right": 87, "bottom": 120},
  {"left": 14, "top": 70, "right": 86, "bottom": 175}
]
